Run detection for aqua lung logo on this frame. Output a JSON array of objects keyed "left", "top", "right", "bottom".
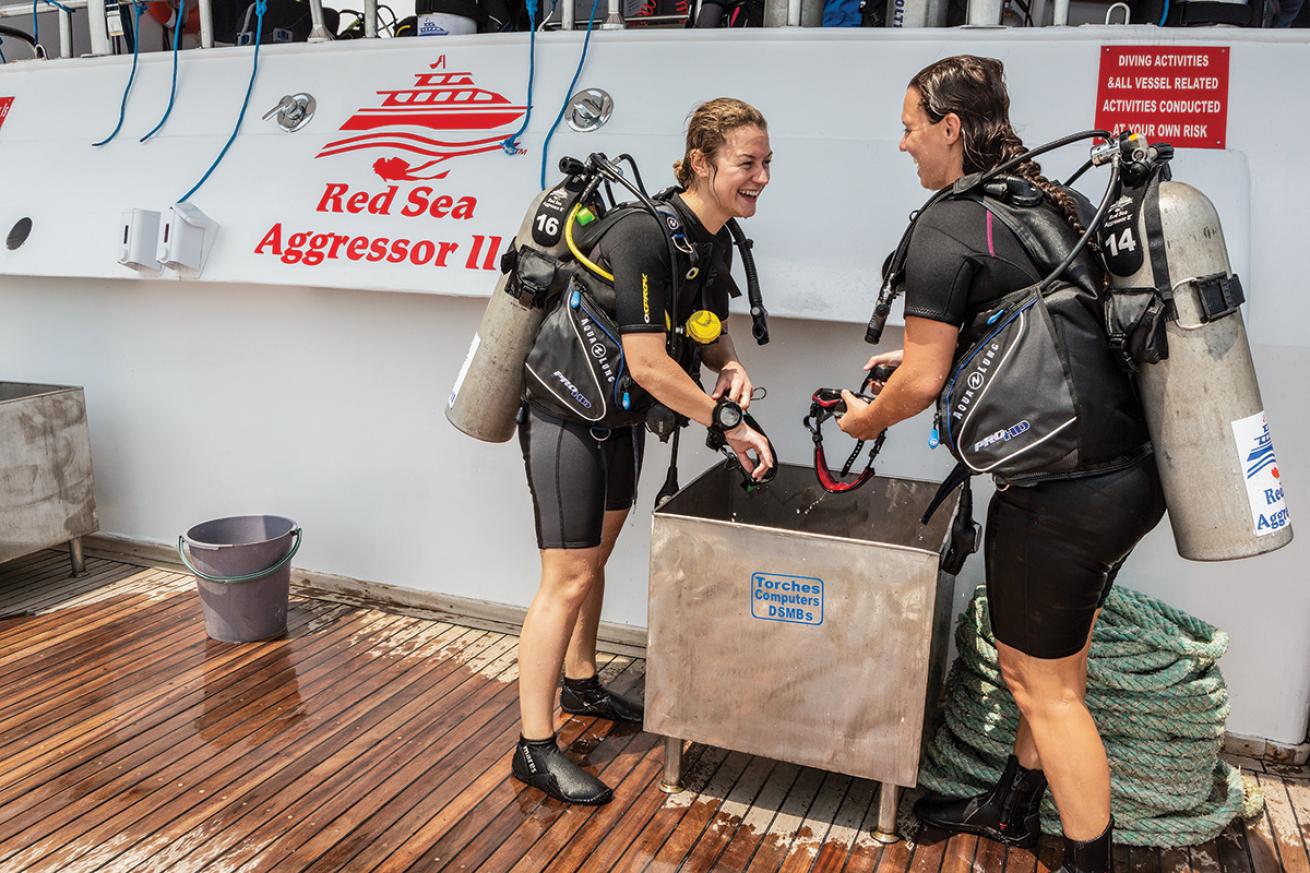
[
  {"left": 553, "top": 371, "right": 592, "bottom": 409},
  {"left": 578, "top": 316, "right": 616, "bottom": 384},
  {"left": 953, "top": 342, "right": 1001, "bottom": 421},
  {"left": 973, "top": 420, "right": 1032, "bottom": 453}
]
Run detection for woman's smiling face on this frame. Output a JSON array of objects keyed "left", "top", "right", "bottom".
[{"left": 899, "top": 86, "right": 962, "bottom": 190}]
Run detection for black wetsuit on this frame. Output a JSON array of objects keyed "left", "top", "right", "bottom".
[
  {"left": 905, "top": 197, "right": 1165, "bottom": 659},
  {"left": 519, "top": 194, "right": 736, "bottom": 550}
]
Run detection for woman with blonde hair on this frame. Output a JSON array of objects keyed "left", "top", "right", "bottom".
[{"left": 511, "top": 97, "right": 776, "bottom": 805}]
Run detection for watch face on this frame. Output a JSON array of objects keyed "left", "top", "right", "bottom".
[{"left": 717, "top": 404, "right": 743, "bottom": 430}]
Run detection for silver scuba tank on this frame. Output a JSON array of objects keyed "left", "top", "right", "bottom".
[
  {"left": 446, "top": 181, "right": 579, "bottom": 442},
  {"left": 1101, "top": 144, "right": 1292, "bottom": 560}
]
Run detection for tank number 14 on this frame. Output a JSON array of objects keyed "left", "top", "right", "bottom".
[{"left": 1106, "top": 227, "right": 1138, "bottom": 256}]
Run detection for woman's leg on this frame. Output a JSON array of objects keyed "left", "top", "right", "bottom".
[
  {"left": 1011, "top": 608, "right": 1096, "bottom": 771},
  {"left": 564, "top": 509, "right": 629, "bottom": 681},
  {"left": 518, "top": 545, "right": 604, "bottom": 741},
  {"left": 997, "top": 634, "right": 1109, "bottom": 841}
]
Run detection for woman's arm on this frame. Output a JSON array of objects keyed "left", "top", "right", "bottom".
[
  {"left": 624, "top": 333, "right": 718, "bottom": 427},
  {"left": 700, "top": 331, "right": 754, "bottom": 409},
  {"left": 625, "top": 332, "right": 775, "bottom": 478},
  {"left": 837, "top": 316, "right": 959, "bottom": 440}
]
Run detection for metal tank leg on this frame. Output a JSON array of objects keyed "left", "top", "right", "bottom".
[
  {"left": 659, "top": 736, "right": 684, "bottom": 794},
  {"left": 870, "top": 782, "right": 900, "bottom": 844},
  {"left": 68, "top": 537, "right": 85, "bottom": 577}
]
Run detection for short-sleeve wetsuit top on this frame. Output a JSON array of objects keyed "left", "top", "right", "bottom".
[{"left": 586, "top": 193, "right": 738, "bottom": 339}]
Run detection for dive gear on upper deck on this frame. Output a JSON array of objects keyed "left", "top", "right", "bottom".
[{"left": 1097, "top": 134, "right": 1293, "bottom": 560}]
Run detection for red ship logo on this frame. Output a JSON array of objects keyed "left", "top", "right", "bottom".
[{"left": 316, "top": 57, "right": 526, "bottom": 183}]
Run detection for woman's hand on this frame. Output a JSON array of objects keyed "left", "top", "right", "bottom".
[
  {"left": 836, "top": 391, "right": 882, "bottom": 441},
  {"left": 724, "top": 421, "right": 774, "bottom": 480},
  {"left": 863, "top": 349, "right": 904, "bottom": 391},
  {"left": 711, "top": 362, "right": 754, "bottom": 410}
]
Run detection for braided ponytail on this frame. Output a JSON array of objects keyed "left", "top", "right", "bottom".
[{"left": 909, "top": 55, "right": 1086, "bottom": 238}]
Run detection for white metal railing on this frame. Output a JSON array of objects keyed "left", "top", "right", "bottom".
[{"left": 0, "top": 0, "right": 391, "bottom": 61}]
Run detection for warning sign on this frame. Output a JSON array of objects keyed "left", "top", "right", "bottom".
[
  {"left": 0, "top": 98, "right": 13, "bottom": 132},
  {"left": 1094, "top": 46, "right": 1229, "bottom": 149}
]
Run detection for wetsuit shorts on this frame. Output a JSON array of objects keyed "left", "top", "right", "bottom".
[
  {"left": 518, "top": 404, "right": 646, "bottom": 550},
  {"left": 984, "top": 453, "right": 1166, "bottom": 659}
]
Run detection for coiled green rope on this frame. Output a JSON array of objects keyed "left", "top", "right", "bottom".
[{"left": 917, "top": 585, "right": 1264, "bottom": 847}]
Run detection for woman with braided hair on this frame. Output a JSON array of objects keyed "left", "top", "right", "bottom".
[{"left": 837, "top": 55, "right": 1165, "bottom": 872}]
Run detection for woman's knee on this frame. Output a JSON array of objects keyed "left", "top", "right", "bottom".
[
  {"left": 998, "top": 648, "right": 1085, "bottom": 718},
  {"left": 539, "top": 559, "right": 601, "bottom": 608}
]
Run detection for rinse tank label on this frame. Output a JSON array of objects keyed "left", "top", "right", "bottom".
[{"left": 750, "top": 572, "right": 824, "bottom": 626}]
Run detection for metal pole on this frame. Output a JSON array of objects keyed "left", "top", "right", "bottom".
[
  {"left": 198, "top": 0, "right": 214, "bottom": 46},
  {"left": 307, "top": 0, "right": 332, "bottom": 41},
  {"left": 786, "top": 0, "right": 800, "bottom": 25},
  {"left": 1052, "top": 0, "right": 1069, "bottom": 24},
  {"left": 57, "top": 6, "right": 71, "bottom": 57},
  {"left": 364, "top": 0, "right": 378, "bottom": 35},
  {"left": 871, "top": 782, "right": 900, "bottom": 844},
  {"left": 68, "top": 537, "right": 85, "bottom": 577},
  {"left": 602, "top": 0, "right": 623, "bottom": 28},
  {"left": 659, "top": 736, "right": 684, "bottom": 794},
  {"left": 562, "top": 0, "right": 575, "bottom": 29},
  {"left": 84, "top": 0, "right": 111, "bottom": 55}
]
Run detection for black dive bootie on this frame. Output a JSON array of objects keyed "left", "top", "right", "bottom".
[
  {"left": 511, "top": 735, "right": 614, "bottom": 805},
  {"left": 1058, "top": 819, "right": 1114, "bottom": 873},
  {"left": 560, "top": 674, "right": 645, "bottom": 724},
  {"left": 913, "top": 755, "right": 1048, "bottom": 848}
]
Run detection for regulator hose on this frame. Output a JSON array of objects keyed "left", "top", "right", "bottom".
[
  {"left": 917, "top": 584, "right": 1264, "bottom": 848},
  {"left": 726, "top": 218, "right": 768, "bottom": 345}
]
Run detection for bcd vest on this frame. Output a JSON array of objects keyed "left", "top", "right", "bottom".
[
  {"left": 910, "top": 178, "right": 1152, "bottom": 485},
  {"left": 522, "top": 194, "right": 730, "bottom": 428}
]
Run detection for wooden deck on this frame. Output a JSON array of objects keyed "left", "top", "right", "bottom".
[{"left": 1, "top": 550, "right": 1307, "bottom": 873}]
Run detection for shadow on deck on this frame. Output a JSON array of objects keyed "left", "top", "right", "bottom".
[{"left": 0, "top": 550, "right": 1305, "bottom": 873}]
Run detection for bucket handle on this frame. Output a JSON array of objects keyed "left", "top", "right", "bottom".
[{"left": 178, "top": 528, "right": 303, "bottom": 583}]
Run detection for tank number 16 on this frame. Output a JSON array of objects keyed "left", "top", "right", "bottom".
[{"left": 536, "top": 214, "right": 561, "bottom": 236}]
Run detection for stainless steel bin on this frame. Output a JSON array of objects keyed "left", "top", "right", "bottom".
[
  {"left": 645, "top": 462, "right": 960, "bottom": 842},
  {"left": 1, "top": 383, "right": 99, "bottom": 574}
]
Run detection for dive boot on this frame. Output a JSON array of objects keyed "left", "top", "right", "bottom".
[
  {"left": 1058, "top": 819, "right": 1114, "bottom": 873},
  {"left": 913, "top": 755, "right": 1047, "bottom": 848},
  {"left": 560, "top": 674, "right": 644, "bottom": 724},
  {"left": 511, "top": 734, "right": 614, "bottom": 805}
]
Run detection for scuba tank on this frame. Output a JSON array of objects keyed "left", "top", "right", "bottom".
[
  {"left": 1097, "top": 134, "right": 1292, "bottom": 561},
  {"left": 446, "top": 178, "right": 584, "bottom": 442}
]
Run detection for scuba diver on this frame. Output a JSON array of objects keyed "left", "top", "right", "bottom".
[
  {"left": 511, "top": 98, "right": 775, "bottom": 805},
  {"left": 836, "top": 57, "right": 1165, "bottom": 872}
]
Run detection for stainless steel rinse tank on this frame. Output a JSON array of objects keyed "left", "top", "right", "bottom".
[
  {"left": 1, "top": 383, "right": 98, "bottom": 574},
  {"left": 645, "top": 462, "right": 960, "bottom": 842}
]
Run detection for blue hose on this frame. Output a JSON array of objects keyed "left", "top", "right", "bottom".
[
  {"left": 500, "top": 0, "right": 537, "bottom": 154},
  {"left": 177, "top": 0, "right": 267, "bottom": 203},
  {"left": 539, "top": 0, "right": 603, "bottom": 189},
  {"left": 32, "top": 0, "right": 75, "bottom": 49},
  {"left": 92, "top": 1, "right": 145, "bottom": 147},
  {"left": 1158, "top": 0, "right": 1169, "bottom": 24},
  {"left": 141, "top": 0, "right": 187, "bottom": 142}
]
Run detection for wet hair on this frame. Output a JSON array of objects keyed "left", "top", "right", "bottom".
[
  {"left": 908, "top": 55, "right": 1085, "bottom": 236},
  {"left": 673, "top": 97, "right": 768, "bottom": 190}
]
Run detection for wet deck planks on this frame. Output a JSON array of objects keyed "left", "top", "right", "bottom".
[{"left": 0, "top": 550, "right": 1301, "bottom": 873}]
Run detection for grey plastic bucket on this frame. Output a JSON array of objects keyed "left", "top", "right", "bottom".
[{"left": 179, "top": 515, "right": 302, "bottom": 643}]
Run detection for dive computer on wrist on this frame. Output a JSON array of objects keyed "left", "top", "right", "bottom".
[{"left": 709, "top": 398, "right": 744, "bottom": 433}]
